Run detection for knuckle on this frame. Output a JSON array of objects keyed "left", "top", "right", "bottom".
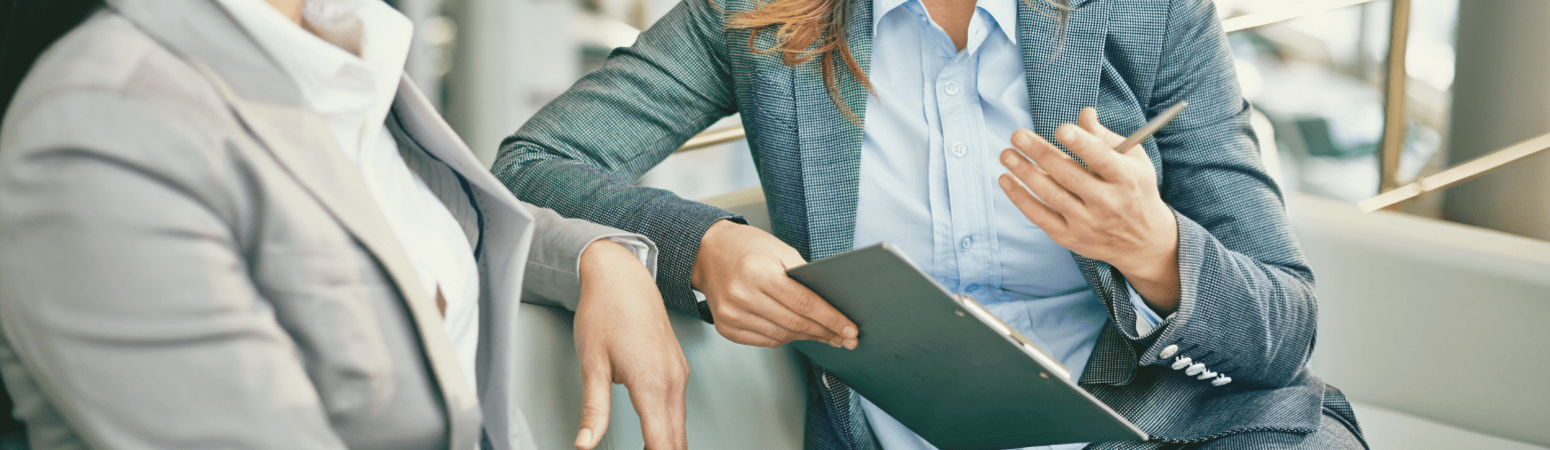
[
  {"left": 715, "top": 306, "right": 745, "bottom": 324},
  {"left": 777, "top": 314, "right": 807, "bottom": 332},
  {"left": 636, "top": 376, "right": 673, "bottom": 394},
  {"left": 788, "top": 291, "right": 815, "bottom": 311},
  {"left": 714, "top": 322, "right": 739, "bottom": 339},
  {"left": 580, "top": 400, "right": 608, "bottom": 418}
]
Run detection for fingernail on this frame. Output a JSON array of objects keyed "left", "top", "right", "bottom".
[
  {"left": 1011, "top": 129, "right": 1033, "bottom": 148},
  {"left": 844, "top": 339, "right": 858, "bottom": 350},
  {"left": 998, "top": 175, "right": 1011, "bottom": 188},
  {"left": 576, "top": 428, "right": 593, "bottom": 447},
  {"left": 843, "top": 326, "right": 858, "bottom": 338},
  {"left": 1001, "top": 151, "right": 1018, "bottom": 166},
  {"left": 829, "top": 339, "right": 841, "bottom": 348},
  {"left": 1057, "top": 124, "right": 1076, "bottom": 141}
]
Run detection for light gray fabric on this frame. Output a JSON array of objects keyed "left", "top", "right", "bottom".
[{"left": 0, "top": 1, "right": 653, "bottom": 449}]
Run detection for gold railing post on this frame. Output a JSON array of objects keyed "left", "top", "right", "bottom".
[{"left": 1378, "top": 0, "right": 1412, "bottom": 195}]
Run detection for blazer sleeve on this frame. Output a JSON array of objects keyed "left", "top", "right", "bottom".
[
  {"left": 1125, "top": 0, "right": 1319, "bottom": 389},
  {"left": 491, "top": 0, "right": 741, "bottom": 321},
  {"left": 0, "top": 92, "right": 349, "bottom": 449},
  {"left": 519, "top": 202, "right": 660, "bottom": 312}
]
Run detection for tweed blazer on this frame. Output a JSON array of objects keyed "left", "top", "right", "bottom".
[{"left": 496, "top": 0, "right": 1327, "bottom": 448}]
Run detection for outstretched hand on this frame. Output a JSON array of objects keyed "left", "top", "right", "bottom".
[
  {"left": 573, "top": 241, "right": 690, "bottom": 450},
  {"left": 996, "top": 107, "right": 1182, "bottom": 314}
]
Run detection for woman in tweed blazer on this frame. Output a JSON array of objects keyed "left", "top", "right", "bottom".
[{"left": 496, "top": 0, "right": 1365, "bottom": 448}]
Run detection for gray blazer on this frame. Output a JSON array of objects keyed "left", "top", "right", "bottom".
[
  {"left": 0, "top": 1, "right": 654, "bottom": 449},
  {"left": 494, "top": 0, "right": 1348, "bottom": 447}
]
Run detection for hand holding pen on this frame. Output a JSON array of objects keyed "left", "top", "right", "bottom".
[{"left": 996, "top": 103, "right": 1188, "bottom": 315}]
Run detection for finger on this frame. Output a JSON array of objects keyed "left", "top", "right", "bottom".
[
  {"left": 576, "top": 359, "right": 613, "bottom": 450},
  {"left": 716, "top": 323, "right": 789, "bottom": 348},
  {"left": 626, "top": 372, "right": 683, "bottom": 450},
  {"left": 998, "top": 173, "right": 1069, "bottom": 232},
  {"left": 1078, "top": 107, "right": 1127, "bottom": 148},
  {"left": 1000, "top": 148, "right": 1085, "bottom": 215},
  {"left": 1010, "top": 129, "right": 1103, "bottom": 199},
  {"left": 739, "top": 310, "right": 834, "bottom": 346},
  {"left": 769, "top": 278, "right": 858, "bottom": 349},
  {"left": 1054, "top": 123, "right": 1127, "bottom": 181},
  {"left": 741, "top": 295, "right": 846, "bottom": 347}
]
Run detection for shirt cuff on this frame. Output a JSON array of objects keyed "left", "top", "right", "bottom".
[
  {"left": 590, "top": 235, "right": 658, "bottom": 280},
  {"left": 1127, "top": 281, "right": 1169, "bottom": 336}
]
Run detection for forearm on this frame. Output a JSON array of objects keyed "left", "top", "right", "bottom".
[
  {"left": 493, "top": 0, "right": 739, "bottom": 320},
  {"left": 497, "top": 151, "right": 739, "bottom": 319}
]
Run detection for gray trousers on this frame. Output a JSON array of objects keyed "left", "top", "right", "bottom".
[{"left": 1177, "top": 386, "right": 1368, "bottom": 450}]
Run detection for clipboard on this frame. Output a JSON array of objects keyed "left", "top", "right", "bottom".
[{"left": 787, "top": 244, "right": 1148, "bottom": 450}]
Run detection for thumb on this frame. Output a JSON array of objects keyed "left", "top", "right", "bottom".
[
  {"left": 1078, "top": 107, "right": 1127, "bottom": 148},
  {"left": 576, "top": 359, "right": 613, "bottom": 450}
]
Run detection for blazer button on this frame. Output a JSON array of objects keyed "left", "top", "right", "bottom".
[
  {"left": 1185, "top": 363, "right": 1206, "bottom": 376},
  {"left": 1171, "top": 357, "right": 1192, "bottom": 370},
  {"left": 1212, "top": 376, "right": 1233, "bottom": 386},
  {"left": 1159, "top": 344, "right": 1179, "bottom": 359},
  {"left": 1197, "top": 370, "right": 1217, "bottom": 380}
]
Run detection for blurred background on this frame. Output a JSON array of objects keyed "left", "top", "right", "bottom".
[
  {"left": 378, "top": 0, "right": 1550, "bottom": 449},
  {"left": 385, "top": 0, "right": 1550, "bottom": 242}
]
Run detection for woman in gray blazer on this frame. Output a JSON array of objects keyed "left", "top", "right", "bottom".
[
  {"left": 0, "top": 0, "right": 689, "bottom": 449},
  {"left": 496, "top": 0, "right": 1365, "bottom": 447}
]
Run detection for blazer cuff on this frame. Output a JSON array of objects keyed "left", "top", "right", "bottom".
[{"left": 1135, "top": 210, "right": 1212, "bottom": 367}]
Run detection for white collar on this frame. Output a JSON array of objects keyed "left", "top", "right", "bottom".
[{"left": 211, "top": 0, "right": 412, "bottom": 158}]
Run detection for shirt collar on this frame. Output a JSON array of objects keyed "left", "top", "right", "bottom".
[
  {"left": 872, "top": 0, "right": 1019, "bottom": 45},
  {"left": 872, "top": 0, "right": 911, "bottom": 30},
  {"left": 210, "top": 0, "right": 411, "bottom": 116},
  {"left": 979, "top": 0, "right": 1018, "bottom": 44}
]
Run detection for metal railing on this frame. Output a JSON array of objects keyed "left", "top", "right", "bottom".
[{"left": 1358, "top": 131, "right": 1550, "bottom": 212}]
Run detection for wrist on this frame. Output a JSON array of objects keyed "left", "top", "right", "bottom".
[
  {"left": 578, "top": 240, "right": 654, "bottom": 309},
  {"left": 1116, "top": 201, "right": 1181, "bottom": 312},
  {"left": 581, "top": 240, "right": 643, "bottom": 280},
  {"left": 691, "top": 220, "right": 738, "bottom": 289},
  {"left": 1122, "top": 202, "right": 1179, "bottom": 276}
]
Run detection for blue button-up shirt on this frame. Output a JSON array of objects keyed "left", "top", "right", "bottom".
[{"left": 850, "top": 0, "right": 1162, "bottom": 448}]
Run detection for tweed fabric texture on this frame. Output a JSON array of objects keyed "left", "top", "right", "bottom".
[
  {"left": 1173, "top": 386, "right": 1367, "bottom": 449},
  {"left": 494, "top": 0, "right": 1337, "bottom": 448}
]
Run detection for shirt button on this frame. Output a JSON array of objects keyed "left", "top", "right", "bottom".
[
  {"left": 965, "top": 284, "right": 979, "bottom": 292},
  {"left": 951, "top": 143, "right": 967, "bottom": 156},
  {"left": 1159, "top": 344, "right": 1179, "bottom": 359},
  {"left": 944, "top": 81, "right": 960, "bottom": 95},
  {"left": 1212, "top": 376, "right": 1233, "bottom": 386},
  {"left": 960, "top": 237, "right": 973, "bottom": 249}
]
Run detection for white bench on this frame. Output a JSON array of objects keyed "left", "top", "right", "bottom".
[{"left": 505, "top": 191, "right": 1550, "bottom": 449}]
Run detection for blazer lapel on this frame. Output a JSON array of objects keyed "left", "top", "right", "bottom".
[
  {"left": 390, "top": 78, "right": 530, "bottom": 218},
  {"left": 795, "top": 0, "right": 875, "bottom": 261},
  {"left": 190, "top": 64, "right": 482, "bottom": 450},
  {"left": 1018, "top": 0, "right": 1138, "bottom": 385}
]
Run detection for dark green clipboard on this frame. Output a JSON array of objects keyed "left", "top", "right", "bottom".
[{"left": 788, "top": 244, "right": 1148, "bottom": 450}]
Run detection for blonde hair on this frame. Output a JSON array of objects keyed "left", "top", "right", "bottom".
[{"left": 726, "top": 0, "right": 1070, "bottom": 124}]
